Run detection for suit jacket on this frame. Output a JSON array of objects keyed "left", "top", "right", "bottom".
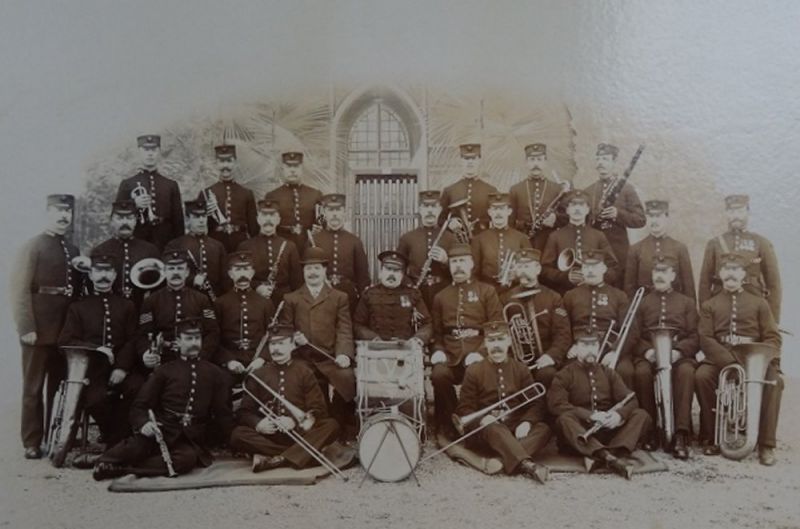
[{"left": 281, "top": 284, "right": 354, "bottom": 359}]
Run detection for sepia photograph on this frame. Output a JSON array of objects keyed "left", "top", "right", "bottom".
[{"left": 1, "top": 2, "right": 798, "bottom": 528}]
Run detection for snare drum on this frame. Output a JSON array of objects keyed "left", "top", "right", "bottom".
[{"left": 358, "top": 413, "right": 421, "bottom": 482}]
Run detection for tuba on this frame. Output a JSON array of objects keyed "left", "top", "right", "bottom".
[
  {"left": 715, "top": 342, "right": 779, "bottom": 460},
  {"left": 203, "top": 189, "right": 229, "bottom": 225},
  {"left": 130, "top": 182, "right": 157, "bottom": 224},
  {"left": 503, "top": 294, "right": 544, "bottom": 367},
  {"left": 130, "top": 258, "right": 166, "bottom": 290},
  {"left": 650, "top": 325, "right": 678, "bottom": 448}
]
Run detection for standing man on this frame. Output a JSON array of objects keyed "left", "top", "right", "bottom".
[
  {"left": 115, "top": 134, "right": 184, "bottom": 250},
  {"left": 439, "top": 143, "right": 499, "bottom": 242},
  {"left": 509, "top": 143, "right": 569, "bottom": 250},
  {"left": 307, "top": 193, "right": 370, "bottom": 312},
  {"left": 699, "top": 194, "right": 781, "bottom": 322},
  {"left": 93, "top": 200, "right": 160, "bottom": 310},
  {"left": 695, "top": 252, "right": 782, "bottom": 465},
  {"left": 200, "top": 144, "right": 258, "bottom": 252},
  {"left": 397, "top": 190, "right": 457, "bottom": 311},
  {"left": 12, "top": 194, "right": 80, "bottom": 459},
  {"left": 264, "top": 151, "right": 324, "bottom": 250},
  {"left": 470, "top": 192, "right": 532, "bottom": 294},
  {"left": 430, "top": 243, "right": 503, "bottom": 439},
  {"left": 625, "top": 200, "right": 695, "bottom": 300},
  {"left": 165, "top": 199, "right": 227, "bottom": 300},
  {"left": 454, "top": 321, "right": 552, "bottom": 483},
  {"left": 237, "top": 198, "right": 302, "bottom": 306},
  {"left": 584, "top": 143, "right": 646, "bottom": 287}
]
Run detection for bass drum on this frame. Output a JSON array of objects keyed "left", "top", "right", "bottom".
[{"left": 358, "top": 414, "right": 421, "bottom": 482}]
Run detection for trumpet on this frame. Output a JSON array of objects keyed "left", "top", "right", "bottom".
[
  {"left": 650, "top": 325, "right": 677, "bottom": 447},
  {"left": 203, "top": 189, "right": 229, "bottom": 225},
  {"left": 241, "top": 372, "right": 347, "bottom": 480},
  {"left": 131, "top": 182, "right": 157, "bottom": 224},
  {"left": 503, "top": 297, "right": 544, "bottom": 367},
  {"left": 497, "top": 250, "right": 517, "bottom": 287},
  {"left": 130, "top": 258, "right": 166, "bottom": 290},
  {"left": 448, "top": 198, "right": 478, "bottom": 244},
  {"left": 578, "top": 392, "right": 636, "bottom": 443},
  {"left": 598, "top": 287, "right": 645, "bottom": 369}
]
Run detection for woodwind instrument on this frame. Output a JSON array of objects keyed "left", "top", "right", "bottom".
[
  {"left": 414, "top": 213, "right": 452, "bottom": 289},
  {"left": 148, "top": 409, "right": 177, "bottom": 477}
]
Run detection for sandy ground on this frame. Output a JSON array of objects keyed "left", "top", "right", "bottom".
[{"left": 1, "top": 380, "right": 798, "bottom": 529}]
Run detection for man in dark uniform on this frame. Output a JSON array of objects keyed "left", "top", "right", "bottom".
[
  {"left": 541, "top": 189, "right": 619, "bottom": 295},
  {"left": 430, "top": 243, "right": 503, "bottom": 439},
  {"left": 12, "top": 194, "right": 80, "bottom": 458},
  {"left": 92, "top": 200, "right": 160, "bottom": 310},
  {"left": 548, "top": 328, "right": 652, "bottom": 479},
  {"left": 93, "top": 318, "right": 233, "bottom": 480},
  {"left": 115, "top": 134, "right": 184, "bottom": 250},
  {"left": 455, "top": 320, "right": 552, "bottom": 482},
  {"left": 500, "top": 248, "right": 571, "bottom": 387},
  {"left": 237, "top": 198, "right": 302, "bottom": 306},
  {"left": 470, "top": 192, "right": 532, "bottom": 293},
  {"left": 165, "top": 199, "right": 227, "bottom": 300},
  {"left": 624, "top": 200, "right": 696, "bottom": 300},
  {"left": 354, "top": 250, "right": 432, "bottom": 345},
  {"left": 58, "top": 253, "right": 139, "bottom": 446},
  {"left": 695, "top": 252, "right": 782, "bottom": 465},
  {"left": 439, "top": 143, "right": 499, "bottom": 242},
  {"left": 397, "top": 190, "right": 457, "bottom": 310},
  {"left": 584, "top": 143, "right": 646, "bottom": 287},
  {"left": 629, "top": 255, "right": 699, "bottom": 458},
  {"left": 306, "top": 193, "right": 370, "bottom": 312},
  {"left": 264, "top": 151, "right": 324, "bottom": 250},
  {"left": 137, "top": 250, "right": 220, "bottom": 369},
  {"left": 281, "top": 247, "right": 357, "bottom": 437},
  {"left": 200, "top": 144, "right": 258, "bottom": 252},
  {"left": 214, "top": 251, "right": 276, "bottom": 382},
  {"left": 509, "top": 143, "right": 570, "bottom": 250},
  {"left": 230, "top": 324, "right": 340, "bottom": 472},
  {"left": 699, "top": 194, "right": 781, "bottom": 322}
]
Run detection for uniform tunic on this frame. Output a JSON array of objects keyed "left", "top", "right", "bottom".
[
  {"left": 93, "top": 236, "right": 160, "bottom": 310},
  {"left": 397, "top": 224, "right": 457, "bottom": 309},
  {"left": 116, "top": 169, "right": 184, "bottom": 249},
  {"left": 237, "top": 234, "right": 302, "bottom": 305},
  {"left": 264, "top": 183, "right": 323, "bottom": 250},
  {"left": 165, "top": 234, "right": 227, "bottom": 298},
  {"left": 214, "top": 287, "right": 275, "bottom": 366},
  {"left": 541, "top": 223, "right": 619, "bottom": 294},
  {"left": 509, "top": 175, "right": 568, "bottom": 249},
  {"left": 353, "top": 283, "right": 432, "bottom": 342},
  {"left": 439, "top": 177, "right": 499, "bottom": 237},
  {"left": 470, "top": 227, "right": 532, "bottom": 289},
  {"left": 200, "top": 181, "right": 258, "bottom": 252},
  {"left": 305, "top": 228, "right": 370, "bottom": 311},
  {"left": 624, "top": 235, "right": 696, "bottom": 300}
]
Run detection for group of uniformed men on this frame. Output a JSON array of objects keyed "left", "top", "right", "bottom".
[{"left": 12, "top": 133, "right": 784, "bottom": 484}]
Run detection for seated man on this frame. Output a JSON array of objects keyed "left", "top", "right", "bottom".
[
  {"left": 230, "top": 324, "right": 340, "bottom": 472},
  {"left": 455, "top": 321, "right": 551, "bottom": 483},
  {"left": 93, "top": 318, "right": 233, "bottom": 480},
  {"left": 548, "top": 328, "right": 652, "bottom": 479}
]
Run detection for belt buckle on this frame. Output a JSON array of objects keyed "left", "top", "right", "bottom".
[
  {"left": 223, "top": 224, "right": 237, "bottom": 234},
  {"left": 63, "top": 285, "right": 74, "bottom": 297},
  {"left": 291, "top": 224, "right": 303, "bottom": 235},
  {"left": 425, "top": 276, "right": 439, "bottom": 286},
  {"left": 238, "top": 339, "right": 251, "bottom": 351},
  {"left": 181, "top": 414, "right": 191, "bottom": 427},
  {"left": 329, "top": 274, "right": 341, "bottom": 286}
]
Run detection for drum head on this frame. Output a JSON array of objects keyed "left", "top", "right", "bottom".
[{"left": 358, "top": 415, "right": 421, "bottom": 482}]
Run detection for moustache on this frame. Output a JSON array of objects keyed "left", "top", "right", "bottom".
[
  {"left": 185, "top": 346, "right": 201, "bottom": 354},
  {"left": 169, "top": 273, "right": 183, "bottom": 280},
  {"left": 452, "top": 268, "right": 466, "bottom": 276}
]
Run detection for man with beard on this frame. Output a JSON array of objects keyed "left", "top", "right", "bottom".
[
  {"left": 430, "top": 243, "right": 503, "bottom": 439},
  {"left": 230, "top": 324, "right": 340, "bottom": 472},
  {"left": 695, "top": 252, "right": 782, "bottom": 465},
  {"left": 439, "top": 143, "right": 499, "bottom": 241},
  {"left": 305, "top": 194, "right": 370, "bottom": 312},
  {"left": 12, "top": 194, "right": 80, "bottom": 459},
  {"left": 583, "top": 143, "right": 646, "bottom": 287},
  {"left": 624, "top": 200, "right": 696, "bottom": 300},
  {"left": 353, "top": 250, "right": 432, "bottom": 345},
  {"left": 397, "top": 190, "right": 457, "bottom": 310},
  {"left": 115, "top": 134, "right": 184, "bottom": 250},
  {"left": 281, "top": 247, "right": 357, "bottom": 438},
  {"left": 264, "top": 151, "right": 324, "bottom": 250},
  {"left": 629, "top": 255, "right": 699, "bottom": 457},
  {"left": 93, "top": 318, "right": 233, "bottom": 480},
  {"left": 470, "top": 192, "right": 532, "bottom": 294},
  {"left": 199, "top": 144, "right": 258, "bottom": 252},
  {"left": 165, "top": 200, "right": 227, "bottom": 300},
  {"left": 93, "top": 200, "right": 160, "bottom": 310},
  {"left": 455, "top": 320, "right": 552, "bottom": 483},
  {"left": 542, "top": 190, "right": 619, "bottom": 295},
  {"left": 137, "top": 250, "right": 220, "bottom": 369},
  {"left": 699, "top": 194, "right": 781, "bottom": 322},
  {"left": 500, "top": 248, "right": 571, "bottom": 388},
  {"left": 237, "top": 198, "right": 302, "bottom": 306},
  {"left": 58, "top": 253, "right": 139, "bottom": 446},
  {"left": 214, "top": 251, "right": 276, "bottom": 384},
  {"left": 548, "top": 328, "right": 652, "bottom": 479},
  {"left": 509, "top": 143, "right": 569, "bottom": 250}
]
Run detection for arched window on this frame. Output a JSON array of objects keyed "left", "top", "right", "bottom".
[{"left": 347, "top": 100, "right": 411, "bottom": 168}]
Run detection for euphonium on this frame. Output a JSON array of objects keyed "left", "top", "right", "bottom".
[
  {"left": 650, "top": 325, "right": 677, "bottom": 448},
  {"left": 503, "top": 297, "right": 544, "bottom": 367},
  {"left": 130, "top": 258, "right": 166, "bottom": 290},
  {"left": 203, "top": 189, "right": 229, "bottom": 225},
  {"left": 130, "top": 182, "right": 157, "bottom": 224},
  {"left": 715, "top": 342, "right": 779, "bottom": 460}
]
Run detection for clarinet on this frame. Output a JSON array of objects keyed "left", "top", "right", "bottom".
[{"left": 594, "top": 144, "right": 645, "bottom": 229}]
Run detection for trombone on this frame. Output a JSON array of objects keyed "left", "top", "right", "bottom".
[
  {"left": 497, "top": 250, "right": 517, "bottom": 287},
  {"left": 598, "top": 287, "right": 645, "bottom": 369},
  {"left": 241, "top": 372, "right": 348, "bottom": 481},
  {"left": 503, "top": 296, "right": 545, "bottom": 368}
]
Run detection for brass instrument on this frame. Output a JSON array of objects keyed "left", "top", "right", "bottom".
[
  {"left": 241, "top": 372, "right": 347, "bottom": 480},
  {"left": 448, "top": 198, "right": 477, "bottom": 244},
  {"left": 503, "top": 295, "right": 545, "bottom": 367},
  {"left": 71, "top": 255, "right": 91, "bottom": 274},
  {"left": 650, "top": 325, "right": 678, "bottom": 447},
  {"left": 598, "top": 287, "right": 645, "bottom": 369},
  {"left": 497, "top": 250, "right": 517, "bottom": 287},
  {"left": 203, "top": 189, "right": 229, "bottom": 225},
  {"left": 556, "top": 247, "right": 583, "bottom": 273},
  {"left": 715, "top": 342, "right": 779, "bottom": 460},
  {"left": 578, "top": 392, "right": 636, "bottom": 443},
  {"left": 131, "top": 182, "right": 157, "bottom": 224},
  {"left": 148, "top": 409, "right": 177, "bottom": 477},
  {"left": 526, "top": 170, "right": 571, "bottom": 236},
  {"left": 414, "top": 213, "right": 452, "bottom": 289},
  {"left": 593, "top": 144, "right": 645, "bottom": 230},
  {"left": 130, "top": 258, "right": 166, "bottom": 290}
]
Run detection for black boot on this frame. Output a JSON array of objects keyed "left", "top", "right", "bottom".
[{"left": 672, "top": 432, "right": 689, "bottom": 460}]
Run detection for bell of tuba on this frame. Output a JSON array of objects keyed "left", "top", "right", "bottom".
[
  {"left": 130, "top": 258, "right": 166, "bottom": 290},
  {"left": 557, "top": 247, "right": 582, "bottom": 272},
  {"left": 715, "top": 342, "right": 779, "bottom": 460},
  {"left": 650, "top": 325, "right": 677, "bottom": 448},
  {"left": 46, "top": 346, "right": 92, "bottom": 467}
]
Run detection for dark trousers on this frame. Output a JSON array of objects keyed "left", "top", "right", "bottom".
[
  {"left": 555, "top": 408, "right": 652, "bottom": 457},
  {"left": 469, "top": 421, "right": 552, "bottom": 474},
  {"left": 98, "top": 433, "right": 199, "bottom": 477},
  {"left": 307, "top": 362, "right": 357, "bottom": 439},
  {"left": 229, "top": 418, "right": 340, "bottom": 468},
  {"left": 431, "top": 363, "right": 466, "bottom": 435},
  {"left": 21, "top": 344, "right": 66, "bottom": 449}
]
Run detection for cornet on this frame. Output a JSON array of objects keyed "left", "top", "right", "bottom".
[
  {"left": 557, "top": 247, "right": 582, "bottom": 272},
  {"left": 131, "top": 182, "right": 157, "bottom": 224},
  {"left": 203, "top": 189, "right": 229, "bottom": 225}
]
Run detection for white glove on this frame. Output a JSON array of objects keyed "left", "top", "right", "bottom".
[
  {"left": 600, "top": 354, "right": 616, "bottom": 368},
  {"left": 142, "top": 350, "right": 161, "bottom": 369},
  {"left": 140, "top": 421, "right": 158, "bottom": 438},
  {"left": 20, "top": 332, "right": 37, "bottom": 345},
  {"left": 193, "top": 273, "right": 208, "bottom": 288},
  {"left": 335, "top": 354, "right": 351, "bottom": 368},
  {"left": 247, "top": 357, "right": 266, "bottom": 372},
  {"left": 293, "top": 331, "right": 309, "bottom": 347},
  {"left": 464, "top": 352, "right": 483, "bottom": 366},
  {"left": 256, "top": 417, "right": 277, "bottom": 435},
  {"left": 515, "top": 421, "right": 532, "bottom": 439},
  {"left": 255, "top": 284, "right": 273, "bottom": 299},
  {"left": 671, "top": 349, "right": 682, "bottom": 364},
  {"left": 534, "top": 354, "right": 555, "bottom": 369},
  {"left": 430, "top": 350, "right": 447, "bottom": 365},
  {"left": 227, "top": 360, "right": 245, "bottom": 374},
  {"left": 644, "top": 349, "right": 656, "bottom": 364},
  {"left": 566, "top": 345, "right": 579, "bottom": 360}
]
